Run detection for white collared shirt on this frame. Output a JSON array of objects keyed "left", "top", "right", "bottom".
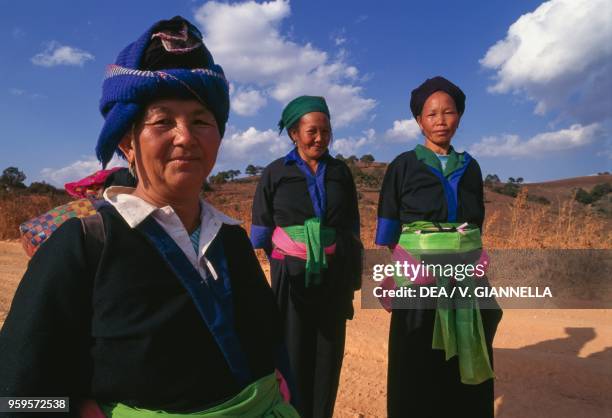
[{"left": 103, "top": 186, "right": 242, "bottom": 280}]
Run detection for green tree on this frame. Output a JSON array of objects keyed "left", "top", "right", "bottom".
[
  {"left": 484, "top": 174, "right": 500, "bottom": 185},
  {"left": 29, "top": 181, "right": 60, "bottom": 194},
  {"left": 360, "top": 154, "right": 375, "bottom": 163},
  {"left": 245, "top": 164, "right": 258, "bottom": 176},
  {"left": 493, "top": 180, "right": 520, "bottom": 197},
  {"left": 201, "top": 180, "right": 213, "bottom": 192},
  {"left": 574, "top": 188, "right": 593, "bottom": 204},
  {"left": 346, "top": 155, "right": 358, "bottom": 165},
  {"left": 574, "top": 183, "right": 611, "bottom": 204},
  {"left": 1, "top": 166, "right": 26, "bottom": 189},
  {"left": 209, "top": 172, "right": 228, "bottom": 184},
  {"left": 227, "top": 169, "right": 241, "bottom": 181},
  {"left": 590, "top": 183, "right": 611, "bottom": 201}
]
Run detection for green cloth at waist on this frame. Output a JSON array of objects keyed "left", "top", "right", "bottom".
[
  {"left": 100, "top": 373, "right": 299, "bottom": 418},
  {"left": 398, "top": 221, "right": 482, "bottom": 254},
  {"left": 283, "top": 217, "right": 336, "bottom": 287},
  {"left": 397, "top": 221, "right": 494, "bottom": 385}
]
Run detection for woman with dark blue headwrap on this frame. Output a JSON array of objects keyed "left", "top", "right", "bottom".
[
  {"left": 376, "top": 76, "right": 502, "bottom": 418},
  {"left": 0, "top": 16, "right": 298, "bottom": 418}
]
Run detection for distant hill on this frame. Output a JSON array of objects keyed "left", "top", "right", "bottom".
[
  {"left": 227, "top": 167, "right": 611, "bottom": 210},
  {"left": 1, "top": 164, "right": 609, "bottom": 248},
  {"left": 206, "top": 170, "right": 610, "bottom": 249}
]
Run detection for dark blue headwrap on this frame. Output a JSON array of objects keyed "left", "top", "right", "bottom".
[
  {"left": 96, "top": 16, "right": 230, "bottom": 167},
  {"left": 410, "top": 76, "right": 466, "bottom": 118}
]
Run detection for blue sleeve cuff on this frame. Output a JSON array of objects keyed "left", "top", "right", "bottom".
[
  {"left": 250, "top": 224, "right": 273, "bottom": 251},
  {"left": 375, "top": 217, "right": 401, "bottom": 246}
]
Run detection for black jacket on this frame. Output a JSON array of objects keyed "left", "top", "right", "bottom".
[
  {"left": 376, "top": 150, "right": 485, "bottom": 247},
  {"left": 0, "top": 205, "right": 282, "bottom": 416}
]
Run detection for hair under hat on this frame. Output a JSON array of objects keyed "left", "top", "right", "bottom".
[
  {"left": 96, "top": 16, "right": 230, "bottom": 167},
  {"left": 410, "top": 76, "right": 466, "bottom": 119}
]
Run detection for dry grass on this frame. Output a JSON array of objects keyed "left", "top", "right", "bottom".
[
  {"left": 207, "top": 184, "right": 610, "bottom": 250},
  {"left": 482, "top": 188, "right": 611, "bottom": 249},
  {"left": 0, "top": 193, "right": 71, "bottom": 240},
  {"left": 1, "top": 182, "right": 609, "bottom": 250}
]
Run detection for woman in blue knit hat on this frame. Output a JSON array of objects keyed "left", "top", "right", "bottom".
[
  {"left": 251, "top": 95, "right": 363, "bottom": 418},
  {"left": 0, "top": 16, "right": 298, "bottom": 418}
]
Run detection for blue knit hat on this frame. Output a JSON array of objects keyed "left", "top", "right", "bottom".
[{"left": 96, "top": 16, "right": 230, "bottom": 167}]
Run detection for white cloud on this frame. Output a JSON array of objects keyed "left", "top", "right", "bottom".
[
  {"left": 385, "top": 119, "right": 420, "bottom": 142},
  {"left": 9, "top": 87, "right": 45, "bottom": 99},
  {"left": 480, "top": 0, "right": 612, "bottom": 123},
  {"left": 219, "top": 126, "right": 291, "bottom": 164},
  {"left": 469, "top": 123, "right": 601, "bottom": 157},
  {"left": 31, "top": 41, "right": 94, "bottom": 67},
  {"left": 330, "top": 28, "right": 347, "bottom": 46},
  {"left": 332, "top": 28, "right": 347, "bottom": 46},
  {"left": 40, "top": 155, "right": 126, "bottom": 187},
  {"left": 194, "top": 0, "right": 375, "bottom": 126},
  {"left": 334, "top": 36, "right": 346, "bottom": 46},
  {"left": 231, "top": 87, "right": 268, "bottom": 116},
  {"left": 332, "top": 128, "right": 376, "bottom": 157}
]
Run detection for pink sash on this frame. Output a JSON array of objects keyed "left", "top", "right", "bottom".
[
  {"left": 64, "top": 167, "right": 121, "bottom": 199},
  {"left": 270, "top": 226, "right": 336, "bottom": 261},
  {"left": 79, "top": 400, "right": 106, "bottom": 418}
]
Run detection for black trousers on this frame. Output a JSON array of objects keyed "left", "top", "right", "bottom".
[
  {"left": 271, "top": 256, "right": 351, "bottom": 418},
  {"left": 387, "top": 307, "right": 502, "bottom": 418}
]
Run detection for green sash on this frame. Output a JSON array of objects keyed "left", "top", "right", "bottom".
[
  {"left": 100, "top": 373, "right": 299, "bottom": 418},
  {"left": 282, "top": 217, "right": 336, "bottom": 287},
  {"left": 397, "top": 221, "right": 494, "bottom": 385},
  {"left": 399, "top": 221, "right": 482, "bottom": 254}
]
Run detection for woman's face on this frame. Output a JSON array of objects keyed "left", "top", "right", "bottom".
[
  {"left": 289, "top": 112, "right": 332, "bottom": 161},
  {"left": 416, "top": 91, "right": 460, "bottom": 150},
  {"left": 119, "top": 98, "right": 221, "bottom": 200}
]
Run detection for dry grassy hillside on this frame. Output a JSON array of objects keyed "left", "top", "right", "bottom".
[
  {"left": 205, "top": 174, "right": 612, "bottom": 250},
  {"left": 1, "top": 169, "right": 609, "bottom": 247}
]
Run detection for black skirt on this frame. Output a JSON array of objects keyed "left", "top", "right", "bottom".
[
  {"left": 387, "top": 305, "right": 503, "bottom": 418},
  {"left": 270, "top": 254, "right": 353, "bottom": 418}
]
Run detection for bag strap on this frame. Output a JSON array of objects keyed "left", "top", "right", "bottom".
[{"left": 81, "top": 213, "right": 105, "bottom": 271}]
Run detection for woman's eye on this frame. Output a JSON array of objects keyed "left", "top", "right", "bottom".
[
  {"left": 152, "top": 118, "right": 172, "bottom": 126},
  {"left": 194, "top": 119, "right": 212, "bottom": 126}
]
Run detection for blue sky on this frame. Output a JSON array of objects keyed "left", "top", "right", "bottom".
[{"left": 1, "top": 0, "right": 610, "bottom": 186}]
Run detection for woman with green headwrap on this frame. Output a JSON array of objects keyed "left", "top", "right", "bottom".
[{"left": 251, "top": 95, "right": 362, "bottom": 418}]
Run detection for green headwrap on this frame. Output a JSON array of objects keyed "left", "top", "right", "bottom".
[{"left": 278, "top": 95, "right": 331, "bottom": 134}]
